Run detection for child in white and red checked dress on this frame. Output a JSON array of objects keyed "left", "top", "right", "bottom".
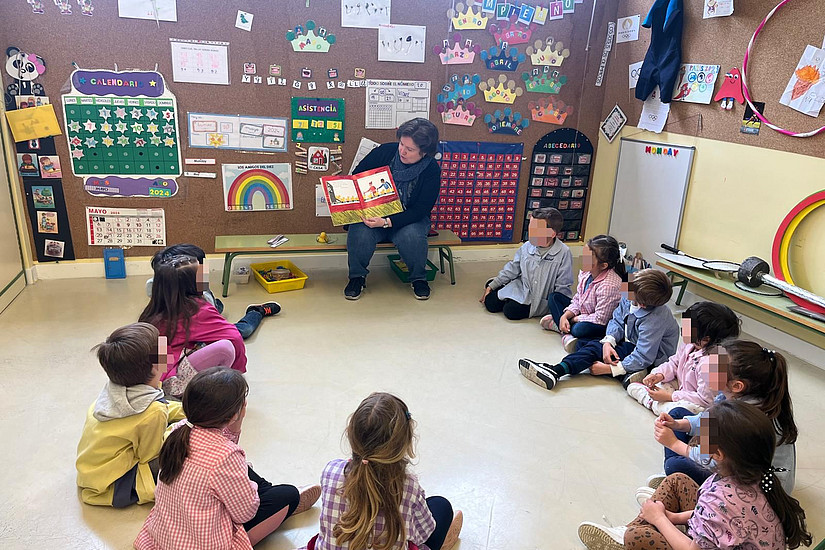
[{"left": 301, "top": 393, "right": 463, "bottom": 550}]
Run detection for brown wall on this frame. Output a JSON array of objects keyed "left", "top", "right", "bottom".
[
  {"left": 2, "top": 0, "right": 618, "bottom": 259},
  {"left": 600, "top": 0, "right": 825, "bottom": 156}
]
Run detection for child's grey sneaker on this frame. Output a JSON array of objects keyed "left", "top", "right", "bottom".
[
  {"left": 622, "top": 369, "right": 648, "bottom": 389},
  {"left": 562, "top": 333, "right": 578, "bottom": 353},
  {"left": 578, "top": 522, "right": 626, "bottom": 549},
  {"left": 646, "top": 473, "right": 667, "bottom": 489},
  {"left": 635, "top": 486, "right": 656, "bottom": 507}
]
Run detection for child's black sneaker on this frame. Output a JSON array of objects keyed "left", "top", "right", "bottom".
[
  {"left": 412, "top": 280, "right": 430, "bottom": 300},
  {"left": 518, "top": 358, "right": 559, "bottom": 390},
  {"left": 247, "top": 302, "right": 281, "bottom": 317},
  {"left": 622, "top": 369, "right": 647, "bottom": 389},
  {"left": 344, "top": 277, "right": 366, "bottom": 300}
]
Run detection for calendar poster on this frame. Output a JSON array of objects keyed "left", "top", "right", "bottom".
[
  {"left": 432, "top": 141, "right": 523, "bottom": 241},
  {"left": 524, "top": 128, "right": 593, "bottom": 242},
  {"left": 169, "top": 39, "right": 230, "bottom": 85},
  {"left": 86, "top": 206, "right": 166, "bottom": 246}
]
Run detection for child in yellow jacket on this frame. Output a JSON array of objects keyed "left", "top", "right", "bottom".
[{"left": 76, "top": 322, "right": 185, "bottom": 507}]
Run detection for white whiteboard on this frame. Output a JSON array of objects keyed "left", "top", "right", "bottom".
[{"left": 608, "top": 138, "right": 695, "bottom": 265}]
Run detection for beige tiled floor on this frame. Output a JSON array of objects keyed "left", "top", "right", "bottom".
[{"left": 0, "top": 260, "right": 822, "bottom": 549}]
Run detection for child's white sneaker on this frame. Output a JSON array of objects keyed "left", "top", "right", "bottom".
[
  {"left": 635, "top": 486, "right": 656, "bottom": 507},
  {"left": 562, "top": 333, "right": 578, "bottom": 353},
  {"left": 646, "top": 473, "right": 667, "bottom": 489},
  {"left": 627, "top": 383, "right": 654, "bottom": 410},
  {"left": 578, "top": 521, "right": 626, "bottom": 549},
  {"left": 539, "top": 314, "right": 559, "bottom": 332}
]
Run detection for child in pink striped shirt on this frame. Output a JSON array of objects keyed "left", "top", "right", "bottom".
[
  {"left": 627, "top": 301, "right": 740, "bottom": 414},
  {"left": 540, "top": 235, "right": 625, "bottom": 353}
]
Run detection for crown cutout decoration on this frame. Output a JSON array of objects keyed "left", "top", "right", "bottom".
[
  {"left": 521, "top": 68, "right": 568, "bottom": 94},
  {"left": 485, "top": 108, "right": 530, "bottom": 135},
  {"left": 529, "top": 97, "right": 574, "bottom": 125},
  {"left": 479, "top": 75, "right": 524, "bottom": 104},
  {"left": 286, "top": 20, "right": 336, "bottom": 53},
  {"left": 437, "top": 73, "right": 481, "bottom": 103},
  {"left": 489, "top": 16, "right": 537, "bottom": 46},
  {"left": 480, "top": 44, "right": 526, "bottom": 72},
  {"left": 438, "top": 100, "right": 483, "bottom": 126},
  {"left": 447, "top": 1, "right": 489, "bottom": 30},
  {"left": 525, "top": 38, "right": 570, "bottom": 67},
  {"left": 434, "top": 33, "right": 481, "bottom": 65}
]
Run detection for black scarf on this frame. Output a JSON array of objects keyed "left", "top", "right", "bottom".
[{"left": 390, "top": 149, "right": 433, "bottom": 207}]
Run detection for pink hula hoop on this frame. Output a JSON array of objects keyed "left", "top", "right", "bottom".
[{"left": 742, "top": 0, "right": 825, "bottom": 138}]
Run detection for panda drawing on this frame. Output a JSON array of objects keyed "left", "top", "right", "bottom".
[{"left": 5, "top": 47, "right": 46, "bottom": 110}]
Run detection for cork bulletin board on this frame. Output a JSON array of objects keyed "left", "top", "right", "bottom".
[
  {"left": 600, "top": 0, "right": 825, "bottom": 157},
  {"left": 3, "top": 0, "right": 619, "bottom": 259}
]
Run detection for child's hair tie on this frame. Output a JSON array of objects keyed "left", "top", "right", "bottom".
[
  {"left": 762, "top": 347, "right": 777, "bottom": 366},
  {"left": 405, "top": 411, "right": 412, "bottom": 420},
  {"left": 361, "top": 459, "right": 369, "bottom": 465},
  {"left": 184, "top": 420, "right": 194, "bottom": 428},
  {"left": 760, "top": 466, "right": 787, "bottom": 493}
]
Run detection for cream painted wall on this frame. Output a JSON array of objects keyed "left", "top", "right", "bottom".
[{"left": 587, "top": 126, "right": 825, "bottom": 297}]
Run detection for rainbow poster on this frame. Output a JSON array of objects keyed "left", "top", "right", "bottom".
[{"left": 222, "top": 163, "right": 293, "bottom": 212}]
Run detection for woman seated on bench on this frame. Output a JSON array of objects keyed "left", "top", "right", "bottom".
[{"left": 344, "top": 118, "right": 441, "bottom": 301}]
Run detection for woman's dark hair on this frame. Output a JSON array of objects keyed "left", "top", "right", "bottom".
[
  {"left": 139, "top": 255, "right": 202, "bottom": 344},
  {"left": 682, "top": 302, "right": 740, "bottom": 349},
  {"left": 724, "top": 339, "right": 798, "bottom": 445},
  {"left": 396, "top": 117, "right": 439, "bottom": 156},
  {"left": 709, "top": 401, "right": 811, "bottom": 549},
  {"left": 587, "top": 234, "right": 627, "bottom": 282},
  {"left": 158, "top": 367, "right": 248, "bottom": 484},
  {"left": 151, "top": 243, "right": 206, "bottom": 270},
  {"left": 93, "top": 322, "right": 159, "bottom": 387}
]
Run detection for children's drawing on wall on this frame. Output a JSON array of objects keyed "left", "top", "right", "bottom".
[
  {"left": 341, "top": 0, "right": 390, "bottom": 28},
  {"left": 117, "top": 0, "right": 178, "bottom": 22},
  {"left": 377, "top": 24, "right": 426, "bottom": 63},
  {"left": 780, "top": 45, "right": 825, "bottom": 117},
  {"left": 32, "top": 185, "right": 55, "bottom": 209},
  {"left": 17, "top": 153, "right": 39, "bottom": 176},
  {"left": 38, "top": 155, "right": 61, "bottom": 178},
  {"left": 713, "top": 67, "right": 744, "bottom": 110},
  {"left": 37, "top": 211, "right": 58, "bottom": 234},
  {"left": 703, "top": 0, "right": 733, "bottom": 19}
]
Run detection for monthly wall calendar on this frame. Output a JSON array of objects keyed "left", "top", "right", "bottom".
[
  {"left": 365, "top": 80, "right": 431, "bottom": 129},
  {"left": 431, "top": 141, "right": 523, "bottom": 241},
  {"left": 524, "top": 128, "right": 593, "bottom": 242},
  {"left": 86, "top": 206, "right": 166, "bottom": 246}
]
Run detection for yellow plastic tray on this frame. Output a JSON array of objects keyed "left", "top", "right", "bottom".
[{"left": 250, "top": 260, "right": 308, "bottom": 293}]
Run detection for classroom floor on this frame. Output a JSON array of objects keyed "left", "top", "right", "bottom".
[{"left": 0, "top": 259, "right": 822, "bottom": 550}]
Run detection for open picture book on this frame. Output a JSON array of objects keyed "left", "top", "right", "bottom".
[{"left": 320, "top": 166, "right": 403, "bottom": 226}]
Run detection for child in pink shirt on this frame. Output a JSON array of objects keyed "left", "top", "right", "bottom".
[
  {"left": 540, "top": 235, "right": 625, "bottom": 353},
  {"left": 627, "top": 301, "right": 739, "bottom": 414},
  {"left": 139, "top": 254, "right": 246, "bottom": 397}
]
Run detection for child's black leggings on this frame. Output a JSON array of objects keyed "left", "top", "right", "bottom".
[
  {"left": 424, "top": 495, "right": 454, "bottom": 550},
  {"left": 244, "top": 467, "right": 299, "bottom": 533}
]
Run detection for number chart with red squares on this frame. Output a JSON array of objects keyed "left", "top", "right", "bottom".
[{"left": 433, "top": 142, "right": 523, "bottom": 241}]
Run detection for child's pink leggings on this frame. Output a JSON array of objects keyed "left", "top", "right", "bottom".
[{"left": 163, "top": 340, "right": 236, "bottom": 397}]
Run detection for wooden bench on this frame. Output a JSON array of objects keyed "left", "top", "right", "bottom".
[
  {"left": 215, "top": 230, "right": 462, "bottom": 297},
  {"left": 657, "top": 259, "right": 825, "bottom": 343}
]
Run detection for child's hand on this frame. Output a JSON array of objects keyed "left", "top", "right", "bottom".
[
  {"left": 647, "top": 386, "right": 674, "bottom": 402},
  {"left": 602, "top": 342, "right": 619, "bottom": 365},
  {"left": 480, "top": 286, "right": 492, "bottom": 303},
  {"left": 559, "top": 316, "right": 571, "bottom": 333},
  {"left": 640, "top": 500, "right": 667, "bottom": 524},
  {"left": 643, "top": 372, "right": 664, "bottom": 388},
  {"left": 654, "top": 422, "right": 678, "bottom": 448},
  {"left": 590, "top": 361, "right": 613, "bottom": 376}
]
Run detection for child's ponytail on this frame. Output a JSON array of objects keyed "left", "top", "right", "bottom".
[
  {"left": 157, "top": 367, "right": 248, "bottom": 485},
  {"left": 726, "top": 340, "right": 798, "bottom": 445},
  {"left": 761, "top": 468, "right": 813, "bottom": 549},
  {"left": 587, "top": 234, "right": 627, "bottom": 282}
]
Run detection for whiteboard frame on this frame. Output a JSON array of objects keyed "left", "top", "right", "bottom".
[{"left": 607, "top": 138, "right": 695, "bottom": 263}]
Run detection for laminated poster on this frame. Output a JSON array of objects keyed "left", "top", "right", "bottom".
[
  {"left": 365, "top": 80, "right": 431, "bottom": 129},
  {"left": 169, "top": 39, "right": 230, "bottom": 85},
  {"left": 671, "top": 64, "right": 719, "bottom": 104}
]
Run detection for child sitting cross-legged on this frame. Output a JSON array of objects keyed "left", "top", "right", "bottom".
[
  {"left": 577, "top": 400, "right": 812, "bottom": 550},
  {"left": 626, "top": 301, "right": 740, "bottom": 415},
  {"left": 76, "top": 322, "right": 185, "bottom": 507},
  {"left": 519, "top": 268, "right": 679, "bottom": 390},
  {"left": 480, "top": 207, "right": 573, "bottom": 320}
]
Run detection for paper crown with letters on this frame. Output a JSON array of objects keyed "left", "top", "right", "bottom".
[
  {"left": 528, "top": 97, "right": 574, "bottom": 125},
  {"left": 479, "top": 44, "right": 526, "bottom": 72},
  {"left": 478, "top": 75, "right": 524, "bottom": 104},
  {"left": 437, "top": 100, "right": 483, "bottom": 126},
  {"left": 286, "top": 20, "right": 336, "bottom": 53},
  {"left": 434, "top": 33, "right": 481, "bottom": 65},
  {"left": 485, "top": 108, "right": 530, "bottom": 135},
  {"left": 525, "top": 38, "right": 570, "bottom": 67},
  {"left": 436, "top": 73, "right": 481, "bottom": 103},
  {"left": 488, "top": 15, "right": 537, "bottom": 45},
  {"left": 447, "top": 1, "right": 489, "bottom": 30},
  {"left": 521, "top": 68, "right": 568, "bottom": 94}
]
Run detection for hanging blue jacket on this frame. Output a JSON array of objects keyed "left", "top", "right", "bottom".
[{"left": 635, "top": 0, "right": 683, "bottom": 103}]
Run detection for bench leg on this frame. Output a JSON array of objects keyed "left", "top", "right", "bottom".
[
  {"left": 666, "top": 271, "right": 689, "bottom": 306},
  {"left": 438, "top": 246, "right": 445, "bottom": 273},
  {"left": 221, "top": 253, "right": 235, "bottom": 298},
  {"left": 443, "top": 246, "right": 456, "bottom": 285}
]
